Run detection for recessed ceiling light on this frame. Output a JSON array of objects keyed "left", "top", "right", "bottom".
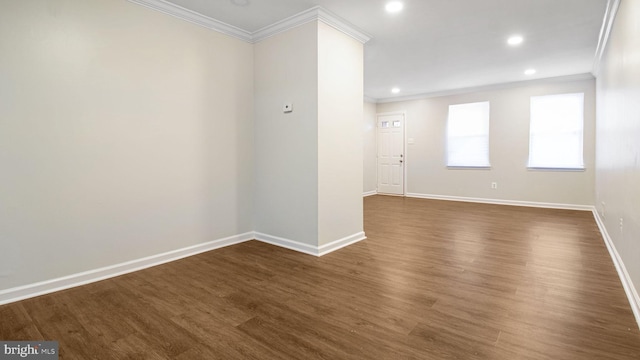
[
  {"left": 391, "top": 87, "right": 401, "bottom": 94},
  {"left": 524, "top": 69, "right": 536, "bottom": 75},
  {"left": 231, "top": 0, "right": 250, "bottom": 6},
  {"left": 385, "top": 1, "right": 403, "bottom": 13},
  {"left": 507, "top": 35, "right": 523, "bottom": 46}
]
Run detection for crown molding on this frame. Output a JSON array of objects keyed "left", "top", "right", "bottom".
[
  {"left": 251, "top": 6, "right": 371, "bottom": 44},
  {"left": 371, "top": 73, "right": 596, "bottom": 104},
  {"left": 128, "top": 0, "right": 253, "bottom": 41},
  {"left": 316, "top": 7, "right": 371, "bottom": 44},
  {"left": 128, "top": 1, "right": 371, "bottom": 45},
  {"left": 592, "top": 0, "right": 621, "bottom": 76},
  {"left": 251, "top": 6, "right": 320, "bottom": 43}
]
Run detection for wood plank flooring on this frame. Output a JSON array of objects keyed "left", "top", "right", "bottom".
[{"left": 1, "top": 195, "right": 639, "bottom": 359}]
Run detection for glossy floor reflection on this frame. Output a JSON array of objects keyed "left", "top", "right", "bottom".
[{"left": 1, "top": 195, "right": 639, "bottom": 359}]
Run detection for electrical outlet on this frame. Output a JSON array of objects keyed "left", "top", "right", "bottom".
[
  {"left": 619, "top": 217, "right": 624, "bottom": 230},
  {"left": 491, "top": 182, "right": 498, "bottom": 189}
]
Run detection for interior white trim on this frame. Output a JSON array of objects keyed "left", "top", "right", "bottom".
[
  {"left": 254, "top": 231, "right": 366, "bottom": 257},
  {"left": 405, "top": 193, "right": 594, "bottom": 211},
  {"left": 315, "top": 7, "right": 372, "bottom": 44},
  {"left": 363, "top": 190, "right": 378, "bottom": 197},
  {"left": 250, "top": 6, "right": 320, "bottom": 42},
  {"left": 372, "top": 73, "right": 595, "bottom": 104},
  {"left": 0, "top": 232, "right": 254, "bottom": 306},
  {"left": 318, "top": 232, "right": 367, "bottom": 256},
  {"left": 127, "top": 1, "right": 370, "bottom": 44},
  {"left": 402, "top": 111, "right": 408, "bottom": 196},
  {"left": 0, "top": 229, "right": 368, "bottom": 305},
  {"left": 592, "top": 0, "right": 621, "bottom": 76},
  {"left": 127, "top": 0, "right": 252, "bottom": 42},
  {"left": 252, "top": 6, "right": 371, "bottom": 44},
  {"left": 592, "top": 210, "right": 640, "bottom": 329},
  {"left": 253, "top": 232, "right": 319, "bottom": 256}
]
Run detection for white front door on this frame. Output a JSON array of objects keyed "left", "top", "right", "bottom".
[{"left": 377, "top": 113, "right": 404, "bottom": 195}]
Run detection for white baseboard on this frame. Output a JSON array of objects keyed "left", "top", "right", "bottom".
[
  {"left": 254, "top": 231, "right": 366, "bottom": 256},
  {"left": 405, "top": 193, "right": 593, "bottom": 211},
  {"left": 0, "top": 232, "right": 254, "bottom": 306},
  {"left": 0, "top": 228, "right": 367, "bottom": 306},
  {"left": 318, "top": 232, "right": 366, "bottom": 256},
  {"left": 363, "top": 190, "right": 378, "bottom": 197},
  {"left": 592, "top": 210, "right": 640, "bottom": 329},
  {"left": 254, "top": 232, "right": 320, "bottom": 256}
]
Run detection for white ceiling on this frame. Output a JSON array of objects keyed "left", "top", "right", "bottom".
[{"left": 164, "top": 0, "right": 608, "bottom": 101}]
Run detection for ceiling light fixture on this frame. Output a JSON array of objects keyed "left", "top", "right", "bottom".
[
  {"left": 385, "top": 1, "right": 404, "bottom": 13},
  {"left": 524, "top": 69, "right": 536, "bottom": 75},
  {"left": 391, "top": 87, "right": 401, "bottom": 94},
  {"left": 507, "top": 35, "right": 523, "bottom": 46}
]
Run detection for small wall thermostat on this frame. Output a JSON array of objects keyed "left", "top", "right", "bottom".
[{"left": 283, "top": 103, "right": 293, "bottom": 113}]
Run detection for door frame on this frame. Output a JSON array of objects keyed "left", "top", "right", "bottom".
[{"left": 375, "top": 111, "right": 407, "bottom": 196}]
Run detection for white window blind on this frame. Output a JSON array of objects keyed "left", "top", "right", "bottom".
[
  {"left": 528, "top": 93, "right": 584, "bottom": 169},
  {"left": 447, "top": 101, "right": 490, "bottom": 167}
]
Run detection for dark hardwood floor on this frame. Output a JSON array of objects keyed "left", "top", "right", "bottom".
[{"left": 2, "top": 195, "right": 639, "bottom": 359}]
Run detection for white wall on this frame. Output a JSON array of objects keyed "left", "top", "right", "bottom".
[
  {"left": 0, "top": 0, "right": 254, "bottom": 290},
  {"left": 595, "top": 0, "right": 640, "bottom": 305},
  {"left": 363, "top": 102, "right": 377, "bottom": 194},
  {"left": 254, "top": 21, "right": 365, "bottom": 248},
  {"left": 253, "top": 22, "right": 319, "bottom": 246},
  {"left": 317, "top": 22, "right": 364, "bottom": 246},
  {"left": 375, "top": 78, "right": 596, "bottom": 206}
]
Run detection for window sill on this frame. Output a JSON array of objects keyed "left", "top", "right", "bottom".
[
  {"left": 447, "top": 166, "right": 491, "bottom": 170},
  {"left": 527, "top": 167, "right": 585, "bottom": 172}
]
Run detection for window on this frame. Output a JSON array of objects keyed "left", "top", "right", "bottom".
[
  {"left": 528, "top": 93, "right": 584, "bottom": 169},
  {"left": 447, "top": 101, "right": 490, "bottom": 168}
]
